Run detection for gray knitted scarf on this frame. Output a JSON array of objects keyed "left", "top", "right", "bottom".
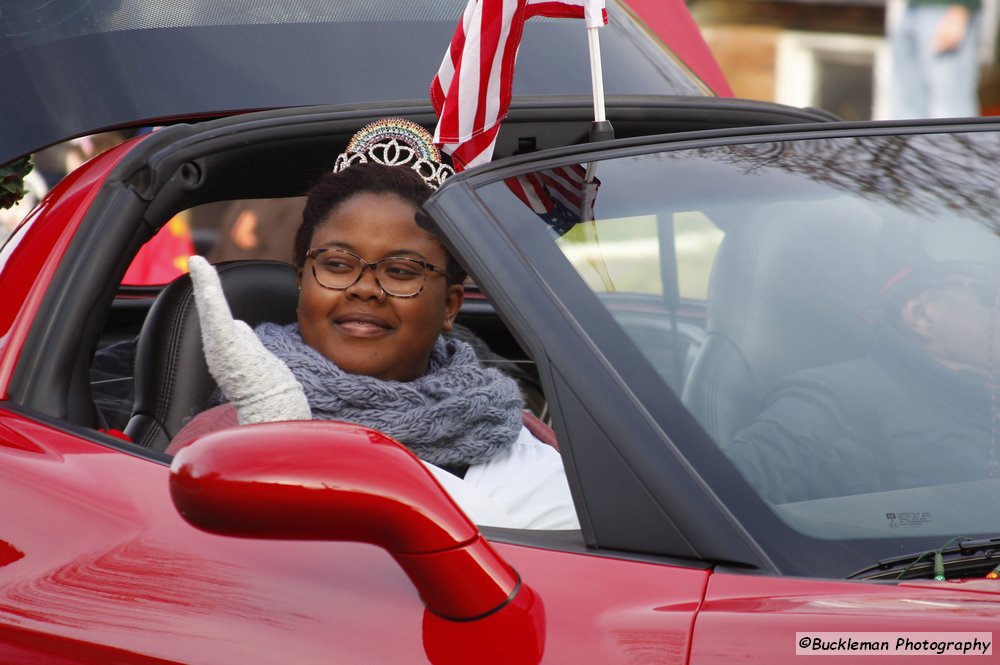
[{"left": 253, "top": 322, "right": 523, "bottom": 467}]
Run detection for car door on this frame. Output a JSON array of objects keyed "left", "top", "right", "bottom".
[
  {"left": 0, "top": 408, "right": 710, "bottom": 664},
  {"left": 424, "top": 118, "right": 1000, "bottom": 660}
]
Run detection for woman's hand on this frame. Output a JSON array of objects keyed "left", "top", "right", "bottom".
[{"left": 188, "top": 256, "right": 312, "bottom": 424}]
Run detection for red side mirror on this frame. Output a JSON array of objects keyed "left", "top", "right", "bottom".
[{"left": 169, "top": 420, "right": 519, "bottom": 621}]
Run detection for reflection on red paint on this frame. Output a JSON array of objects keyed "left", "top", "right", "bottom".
[
  {"left": 0, "top": 541, "right": 23, "bottom": 567},
  {"left": 422, "top": 584, "right": 545, "bottom": 665}
]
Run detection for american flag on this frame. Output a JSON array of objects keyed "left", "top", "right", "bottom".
[
  {"left": 505, "top": 164, "right": 599, "bottom": 235},
  {"left": 431, "top": 0, "right": 607, "bottom": 171},
  {"left": 527, "top": 0, "right": 606, "bottom": 26}
]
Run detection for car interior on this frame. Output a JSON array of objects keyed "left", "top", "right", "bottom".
[
  {"left": 76, "top": 99, "right": 836, "bottom": 455},
  {"left": 112, "top": 254, "right": 550, "bottom": 453},
  {"left": 84, "top": 107, "right": 593, "bottom": 451}
]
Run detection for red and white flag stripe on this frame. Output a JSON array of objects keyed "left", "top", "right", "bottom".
[
  {"left": 431, "top": 0, "right": 606, "bottom": 171},
  {"left": 528, "top": 0, "right": 606, "bottom": 28},
  {"left": 504, "top": 163, "right": 599, "bottom": 235},
  {"left": 508, "top": 165, "right": 587, "bottom": 215}
]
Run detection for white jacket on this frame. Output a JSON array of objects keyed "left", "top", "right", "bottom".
[{"left": 425, "top": 426, "right": 579, "bottom": 530}]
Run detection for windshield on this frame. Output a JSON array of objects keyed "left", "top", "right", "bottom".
[{"left": 476, "top": 128, "right": 1000, "bottom": 576}]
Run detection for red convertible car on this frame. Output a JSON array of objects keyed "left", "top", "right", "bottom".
[{"left": 2, "top": 1, "right": 1000, "bottom": 663}]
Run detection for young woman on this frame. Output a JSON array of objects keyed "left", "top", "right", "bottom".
[{"left": 171, "top": 118, "right": 578, "bottom": 530}]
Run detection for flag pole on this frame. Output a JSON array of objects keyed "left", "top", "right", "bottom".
[
  {"left": 586, "top": 3, "right": 614, "bottom": 144},
  {"left": 582, "top": 2, "right": 613, "bottom": 290}
]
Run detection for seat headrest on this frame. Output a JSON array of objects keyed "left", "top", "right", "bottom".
[
  {"left": 682, "top": 198, "right": 881, "bottom": 445},
  {"left": 711, "top": 199, "right": 880, "bottom": 389}
]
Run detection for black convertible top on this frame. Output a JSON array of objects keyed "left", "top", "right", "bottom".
[{"left": 0, "top": 0, "right": 710, "bottom": 164}]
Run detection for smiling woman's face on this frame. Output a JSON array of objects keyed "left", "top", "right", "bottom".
[{"left": 297, "top": 191, "right": 464, "bottom": 382}]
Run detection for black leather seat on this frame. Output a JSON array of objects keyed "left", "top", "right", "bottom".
[
  {"left": 681, "top": 199, "right": 881, "bottom": 447},
  {"left": 125, "top": 260, "right": 299, "bottom": 452}
]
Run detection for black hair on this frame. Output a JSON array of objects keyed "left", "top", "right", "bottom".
[{"left": 294, "top": 162, "right": 466, "bottom": 284}]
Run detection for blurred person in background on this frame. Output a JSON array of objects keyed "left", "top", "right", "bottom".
[
  {"left": 727, "top": 217, "right": 1000, "bottom": 503},
  {"left": 887, "top": 0, "right": 984, "bottom": 118},
  {"left": 205, "top": 197, "right": 305, "bottom": 264}
]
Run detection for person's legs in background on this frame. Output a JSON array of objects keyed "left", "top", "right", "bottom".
[
  {"left": 889, "top": 4, "right": 929, "bottom": 119},
  {"left": 889, "top": 3, "right": 981, "bottom": 119},
  {"left": 925, "top": 6, "right": 981, "bottom": 117}
]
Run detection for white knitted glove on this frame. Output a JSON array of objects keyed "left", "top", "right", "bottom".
[{"left": 188, "top": 255, "right": 311, "bottom": 425}]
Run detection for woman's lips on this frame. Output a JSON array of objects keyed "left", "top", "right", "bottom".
[{"left": 333, "top": 312, "right": 391, "bottom": 337}]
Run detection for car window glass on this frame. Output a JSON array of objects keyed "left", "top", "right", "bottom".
[
  {"left": 476, "top": 130, "right": 1000, "bottom": 556},
  {"left": 554, "top": 203, "right": 721, "bottom": 394},
  {"left": 558, "top": 210, "right": 722, "bottom": 300}
]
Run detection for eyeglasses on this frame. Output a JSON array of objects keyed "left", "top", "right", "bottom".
[{"left": 305, "top": 247, "right": 448, "bottom": 298}]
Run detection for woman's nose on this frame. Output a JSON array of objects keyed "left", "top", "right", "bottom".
[{"left": 346, "top": 264, "right": 386, "bottom": 301}]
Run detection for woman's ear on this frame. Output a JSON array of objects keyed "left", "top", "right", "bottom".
[{"left": 441, "top": 283, "right": 465, "bottom": 332}]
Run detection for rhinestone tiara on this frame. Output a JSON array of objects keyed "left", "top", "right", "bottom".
[{"left": 333, "top": 117, "right": 455, "bottom": 190}]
